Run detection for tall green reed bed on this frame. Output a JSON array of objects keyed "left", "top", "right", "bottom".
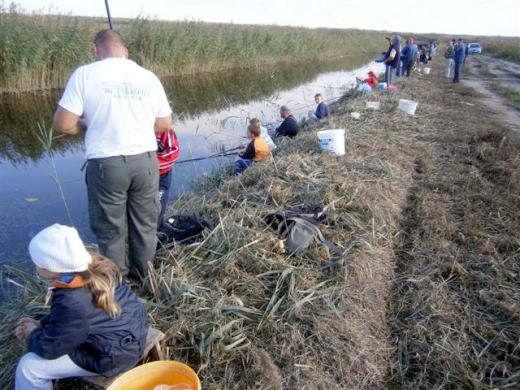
[{"left": 0, "top": 5, "right": 382, "bottom": 92}]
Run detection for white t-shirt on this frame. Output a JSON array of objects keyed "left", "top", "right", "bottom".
[{"left": 58, "top": 58, "right": 172, "bottom": 159}]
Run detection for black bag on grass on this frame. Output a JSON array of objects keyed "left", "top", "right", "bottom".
[
  {"left": 263, "top": 207, "right": 342, "bottom": 256},
  {"left": 157, "top": 215, "right": 212, "bottom": 248}
]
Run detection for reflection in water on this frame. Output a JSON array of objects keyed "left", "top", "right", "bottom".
[
  {"left": 0, "top": 56, "right": 370, "bottom": 165},
  {"left": 166, "top": 56, "right": 370, "bottom": 118},
  {"left": 0, "top": 56, "right": 383, "bottom": 267},
  {"left": 0, "top": 91, "right": 82, "bottom": 165}
]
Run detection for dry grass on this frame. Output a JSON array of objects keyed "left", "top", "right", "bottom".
[
  {"left": 1, "top": 61, "right": 519, "bottom": 389},
  {"left": 387, "top": 65, "right": 520, "bottom": 388}
]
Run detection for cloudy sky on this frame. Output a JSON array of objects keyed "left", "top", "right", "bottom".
[{"left": 12, "top": 0, "right": 520, "bottom": 36}]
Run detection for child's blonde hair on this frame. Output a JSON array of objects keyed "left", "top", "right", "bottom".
[{"left": 79, "top": 253, "right": 122, "bottom": 317}]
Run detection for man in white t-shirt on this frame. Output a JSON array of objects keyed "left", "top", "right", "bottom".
[{"left": 52, "top": 30, "right": 172, "bottom": 279}]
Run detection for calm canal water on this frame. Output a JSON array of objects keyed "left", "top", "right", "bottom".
[{"left": 0, "top": 56, "right": 383, "bottom": 268}]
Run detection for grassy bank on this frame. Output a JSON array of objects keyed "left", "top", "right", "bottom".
[
  {"left": 1, "top": 58, "right": 519, "bottom": 389},
  {"left": 480, "top": 36, "right": 520, "bottom": 63},
  {"left": 0, "top": 5, "right": 382, "bottom": 93}
]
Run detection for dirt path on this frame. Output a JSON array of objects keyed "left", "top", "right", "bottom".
[{"left": 463, "top": 54, "right": 520, "bottom": 132}]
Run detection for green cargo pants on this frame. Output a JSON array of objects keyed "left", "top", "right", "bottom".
[{"left": 86, "top": 151, "right": 159, "bottom": 279}]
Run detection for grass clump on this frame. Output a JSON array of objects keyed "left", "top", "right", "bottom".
[{"left": 492, "top": 84, "right": 520, "bottom": 106}]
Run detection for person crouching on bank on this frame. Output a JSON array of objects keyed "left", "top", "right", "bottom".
[{"left": 235, "top": 122, "right": 270, "bottom": 175}]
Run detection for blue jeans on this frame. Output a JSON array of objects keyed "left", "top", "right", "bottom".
[
  {"left": 158, "top": 169, "right": 172, "bottom": 229},
  {"left": 453, "top": 61, "right": 462, "bottom": 83},
  {"left": 404, "top": 59, "right": 414, "bottom": 77},
  {"left": 396, "top": 59, "right": 404, "bottom": 77},
  {"left": 234, "top": 157, "right": 253, "bottom": 175},
  {"left": 385, "top": 65, "right": 394, "bottom": 85}
]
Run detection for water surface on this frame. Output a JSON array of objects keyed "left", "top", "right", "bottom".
[{"left": 0, "top": 56, "right": 384, "bottom": 268}]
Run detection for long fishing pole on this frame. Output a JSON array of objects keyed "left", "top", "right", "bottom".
[
  {"left": 175, "top": 146, "right": 243, "bottom": 165},
  {"left": 104, "top": 0, "right": 113, "bottom": 30}
]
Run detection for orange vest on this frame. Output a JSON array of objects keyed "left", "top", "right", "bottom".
[{"left": 253, "top": 137, "right": 270, "bottom": 161}]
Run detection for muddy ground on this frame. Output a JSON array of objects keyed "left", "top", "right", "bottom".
[{"left": 464, "top": 54, "right": 520, "bottom": 132}]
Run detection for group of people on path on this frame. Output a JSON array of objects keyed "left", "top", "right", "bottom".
[
  {"left": 375, "top": 34, "right": 470, "bottom": 87},
  {"left": 377, "top": 36, "right": 439, "bottom": 85},
  {"left": 13, "top": 28, "right": 330, "bottom": 389}
]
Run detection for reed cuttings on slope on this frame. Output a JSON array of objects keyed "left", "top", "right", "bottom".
[{"left": 1, "top": 87, "right": 424, "bottom": 388}]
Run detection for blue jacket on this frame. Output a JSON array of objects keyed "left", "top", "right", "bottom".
[
  {"left": 28, "top": 282, "right": 148, "bottom": 377},
  {"left": 275, "top": 115, "right": 299, "bottom": 138},
  {"left": 401, "top": 43, "right": 418, "bottom": 62},
  {"left": 315, "top": 102, "right": 329, "bottom": 119},
  {"left": 454, "top": 43, "right": 466, "bottom": 63}
]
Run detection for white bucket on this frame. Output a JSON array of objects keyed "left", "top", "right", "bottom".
[
  {"left": 366, "top": 101, "right": 380, "bottom": 110},
  {"left": 317, "top": 129, "right": 346, "bottom": 156},
  {"left": 399, "top": 99, "right": 419, "bottom": 115},
  {"left": 423, "top": 67, "right": 431, "bottom": 75}
]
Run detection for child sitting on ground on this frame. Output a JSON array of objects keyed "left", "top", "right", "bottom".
[
  {"left": 235, "top": 122, "right": 270, "bottom": 175},
  {"left": 307, "top": 93, "right": 329, "bottom": 121},
  {"left": 15, "top": 224, "right": 149, "bottom": 389},
  {"left": 249, "top": 118, "right": 276, "bottom": 151}
]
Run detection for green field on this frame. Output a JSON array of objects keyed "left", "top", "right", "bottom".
[{"left": 0, "top": 5, "right": 383, "bottom": 93}]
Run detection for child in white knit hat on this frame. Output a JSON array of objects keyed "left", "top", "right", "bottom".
[{"left": 14, "top": 224, "right": 149, "bottom": 390}]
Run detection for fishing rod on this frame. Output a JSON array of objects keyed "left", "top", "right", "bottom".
[
  {"left": 175, "top": 146, "right": 243, "bottom": 165},
  {"left": 104, "top": 0, "right": 113, "bottom": 30}
]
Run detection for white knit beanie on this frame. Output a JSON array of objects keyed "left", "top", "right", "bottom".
[{"left": 29, "top": 224, "right": 92, "bottom": 273}]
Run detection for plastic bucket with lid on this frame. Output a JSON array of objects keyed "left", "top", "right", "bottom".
[
  {"left": 317, "top": 129, "right": 346, "bottom": 156},
  {"left": 107, "top": 361, "right": 201, "bottom": 390},
  {"left": 398, "top": 99, "right": 419, "bottom": 115}
]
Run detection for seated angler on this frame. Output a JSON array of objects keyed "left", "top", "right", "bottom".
[
  {"left": 309, "top": 93, "right": 329, "bottom": 121},
  {"left": 275, "top": 105, "right": 299, "bottom": 138},
  {"left": 14, "top": 224, "right": 149, "bottom": 390},
  {"left": 235, "top": 122, "right": 270, "bottom": 175}
]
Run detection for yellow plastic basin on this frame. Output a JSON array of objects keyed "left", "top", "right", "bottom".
[{"left": 107, "top": 361, "right": 201, "bottom": 390}]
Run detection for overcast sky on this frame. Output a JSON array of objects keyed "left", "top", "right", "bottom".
[{"left": 12, "top": 0, "right": 520, "bottom": 37}]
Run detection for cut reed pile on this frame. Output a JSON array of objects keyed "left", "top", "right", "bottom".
[{"left": 1, "top": 87, "right": 425, "bottom": 388}]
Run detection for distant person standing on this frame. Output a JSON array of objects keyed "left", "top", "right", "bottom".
[
  {"left": 401, "top": 37, "right": 418, "bottom": 77},
  {"left": 379, "top": 35, "right": 401, "bottom": 86},
  {"left": 52, "top": 30, "right": 173, "bottom": 280},
  {"left": 444, "top": 40, "right": 455, "bottom": 78},
  {"left": 275, "top": 105, "right": 299, "bottom": 138},
  {"left": 453, "top": 39, "right": 466, "bottom": 83}
]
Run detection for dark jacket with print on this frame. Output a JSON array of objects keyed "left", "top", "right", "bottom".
[
  {"left": 28, "top": 283, "right": 148, "bottom": 377},
  {"left": 383, "top": 42, "right": 401, "bottom": 68}
]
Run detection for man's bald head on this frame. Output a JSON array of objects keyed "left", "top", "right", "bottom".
[{"left": 94, "top": 30, "right": 128, "bottom": 60}]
